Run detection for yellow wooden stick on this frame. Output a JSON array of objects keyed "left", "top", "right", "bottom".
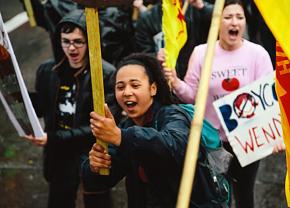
[
  {"left": 23, "top": 0, "right": 36, "bottom": 27},
  {"left": 132, "top": 7, "right": 139, "bottom": 21},
  {"left": 85, "top": 7, "right": 109, "bottom": 175},
  {"left": 176, "top": 0, "right": 225, "bottom": 207},
  {"left": 182, "top": 0, "right": 189, "bottom": 15}
]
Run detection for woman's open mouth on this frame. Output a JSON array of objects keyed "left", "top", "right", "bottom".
[
  {"left": 69, "top": 53, "right": 79, "bottom": 59},
  {"left": 124, "top": 101, "right": 137, "bottom": 112},
  {"left": 228, "top": 29, "right": 239, "bottom": 39},
  {"left": 125, "top": 101, "right": 137, "bottom": 107}
]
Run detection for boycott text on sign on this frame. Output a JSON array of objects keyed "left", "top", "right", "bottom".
[{"left": 213, "top": 71, "right": 283, "bottom": 167}]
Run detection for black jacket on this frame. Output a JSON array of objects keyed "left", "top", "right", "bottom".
[
  {"left": 33, "top": 59, "right": 115, "bottom": 182},
  {"left": 81, "top": 102, "right": 192, "bottom": 207},
  {"left": 135, "top": 2, "right": 213, "bottom": 79},
  {"left": 31, "top": 10, "right": 116, "bottom": 182}
]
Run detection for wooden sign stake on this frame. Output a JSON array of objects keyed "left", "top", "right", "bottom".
[
  {"left": 176, "top": 0, "right": 225, "bottom": 207},
  {"left": 85, "top": 7, "right": 108, "bottom": 175},
  {"left": 73, "top": 0, "right": 133, "bottom": 175},
  {"left": 23, "top": 0, "right": 36, "bottom": 27}
]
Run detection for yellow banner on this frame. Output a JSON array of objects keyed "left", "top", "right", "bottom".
[
  {"left": 254, "top": 0, "right": 290, "bottom": 59},
  {"left": 275, "top": 43, "right": 290, "bottom": 206},
  {"left": 162, "top": 0, "right": 187, "bottom": 68}
]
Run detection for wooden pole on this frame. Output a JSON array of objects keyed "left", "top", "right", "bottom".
[
  {"left": 182, "top": 0, "right": 189, "bottom": 15},
  {"left": 176, "top": 0, "right": 225, "bottom": 207},
  {"left": 132, "top": 8, "right": 139, "bottom": 21},
  {"left": 85, "top": 7, "right": 109, "bottom": 175},
  {"left": 23, "top": 0, "right": 36, "bottom": 27},
  {"left": 72, "top": 0, "right": 132, "bottom": 176},
  {"left": 73, "top": 0, "right": 132, "bottom": 176}
]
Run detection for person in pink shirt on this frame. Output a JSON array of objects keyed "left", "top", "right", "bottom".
[{"left": 163, "top": 0, "right": 283, "bottom": 207}]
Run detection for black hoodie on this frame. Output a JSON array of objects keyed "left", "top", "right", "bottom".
[
  {"left": 32, "top": 9, "right": 116, "bottom": 182},
  {"left": 53, "top": 9, "right": 87, "bottom": 63}
]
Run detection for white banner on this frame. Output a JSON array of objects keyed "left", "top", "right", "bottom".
[
  {"left": 213, "top": 71, "right": 283, "bottom": 167},
  {"left": 0, "top": 12, "right": 44, "bottom": 137}
]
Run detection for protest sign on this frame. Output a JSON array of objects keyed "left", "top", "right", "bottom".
[
  {"left": 213, "top": 71, "right": 283, "bottom": 167},
  {"left": 0, "top": 12, "right": 44, "bottom": 137}
]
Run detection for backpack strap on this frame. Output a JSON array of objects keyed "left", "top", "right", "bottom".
[{"left": 178, "top": 104, "right": 221, "bottom": 149}]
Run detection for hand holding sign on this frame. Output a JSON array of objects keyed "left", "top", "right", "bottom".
[{"left": 72, "top": 0, "right": 132, "bottom": 175}]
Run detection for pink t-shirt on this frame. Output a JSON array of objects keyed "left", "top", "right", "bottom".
[{"left": 174, "top": 39, "right": 273, "bottom": 141}]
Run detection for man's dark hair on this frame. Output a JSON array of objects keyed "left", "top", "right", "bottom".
[{"left": 60, "top": 22, "right": 84, "bottom": 34}]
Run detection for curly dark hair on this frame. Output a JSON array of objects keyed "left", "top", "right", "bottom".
[{"left": 114, "top": 53, "right": 175, "bottom": 105}]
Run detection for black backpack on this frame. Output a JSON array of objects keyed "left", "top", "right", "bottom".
[
  {"left": 190, "top": 144, "right": 231, "bottom": 208},
  {"left": 178, "top": 104, "right": 232, "bottom": 208}
]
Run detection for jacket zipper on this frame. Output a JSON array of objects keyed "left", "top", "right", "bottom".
[
  {"left": 52, "top": 74, "right": 60, "bottom": 132},
  {"left": 73, "top": 73, "right": 80, "bottom": 128}
]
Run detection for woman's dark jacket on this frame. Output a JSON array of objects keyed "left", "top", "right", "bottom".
[
  {"left": 81, "top": 102, "right": 192, "bottom": 207},
  {"left": 134, "top": 2, "right": 213, "bottom": 79},
  {"left": 31, "top": 10, "right": 115, "bottom": 182}
]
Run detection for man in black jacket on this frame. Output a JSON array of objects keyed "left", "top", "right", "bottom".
[{"left": 24, "top": 9, "right": 115, "bottom": 208}]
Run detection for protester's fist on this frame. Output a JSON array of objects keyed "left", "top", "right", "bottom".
[
  {"left": 90, "top": 104, "right": 121, "bottom": 146},
  {"left": 89, "top": 143, "right": 111, "bottom": 173},
  {"left": 133, "top": 0, "right": 147, "bottom": 12},
  {"left": 162, "top": 63, "right": 181, "bottom": 90},
  {"left": 189, "top": 0, "right": 204, "bottom": 10},
  {"left": 272, "top": 141, "right": 285, "bottom": 154}
]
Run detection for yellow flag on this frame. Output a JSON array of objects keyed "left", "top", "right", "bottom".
[
  {"left": 162, "top": 0, "right": 187, "bottom": 69},
  {"left": 254, "top": 1, "right": 290, "bottom": 205},
  {"left": 254, "top": 0, "right": 290, "bottom": 58},
  {"left": 275, "top": 43, "right": 290, "bottom": 206}
]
